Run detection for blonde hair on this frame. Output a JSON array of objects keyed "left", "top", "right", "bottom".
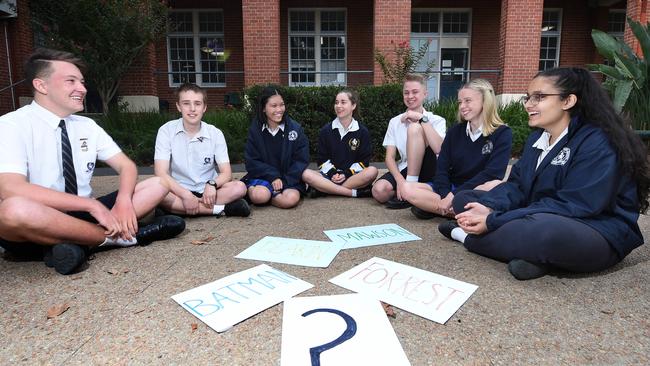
[
  {"left": 457, "top": 78, "right": 504, "bottom": 136},
  {"left": 403, "top": 73, "right": 426, "bottom": 87}
]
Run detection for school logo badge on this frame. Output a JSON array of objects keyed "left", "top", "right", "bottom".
[
  {"left": 349, "top": 138, "right": 360, "bottom": 151},
  {"left": 80, "top": 138, "right": 88, "bottom": 152},
  {"left": 481, "top": 140, "right": 493, "bottom": 155},
  {"left": 551, "top": 147, "right": 571, "bottom": 166},
  {"left": 204, "top": 157, "right": 212, "bottom": 165},
  {"left": 288, "top": 130, "right": 298, "bottom": 141},
  {"left": 85, "top": 162, "right": 95, "bottom": 173}
]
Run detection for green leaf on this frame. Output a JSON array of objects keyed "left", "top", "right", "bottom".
[
  {"left": 588, "top": 64, "right": 626, "bottom": 80},
  {"left": 592, "top": 30, "right": 621, "bottom": 61},
  {"left": 628, "top": 18, "right": 650, "bottom": 63},
  {"left": 613, "top": 80, "right": 634, "bottom": 113}
]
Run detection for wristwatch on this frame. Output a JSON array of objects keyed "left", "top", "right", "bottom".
[
  {"left": 206, "top": 179, "right": 217, "bottom": 188},
  {"left": 418, "top": 115, "right": 429, "bottom": 124}
]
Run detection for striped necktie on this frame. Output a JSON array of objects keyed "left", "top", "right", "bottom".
[{"left": 59, "top": 120, "right": 78, "bottom": 195}]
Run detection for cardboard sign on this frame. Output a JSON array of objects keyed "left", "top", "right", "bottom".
[
  {"left": 281, "top": 294, "right": 411, "bottom": 366},
  {"left": 324, "top": 224, "right": 421, "bottom": 249},
  {"left": 236, "top": 236, "right": 343, "bottom": 268},
  {"left": 329, "top": 257, "right": 477, "bottom": 324},
  {"left": 172, "top": 264, "right": 313, "bottom": 332}
]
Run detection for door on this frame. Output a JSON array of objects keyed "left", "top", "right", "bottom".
[{"left": 439, "top": 48, "right": 468, "bottom": 101}]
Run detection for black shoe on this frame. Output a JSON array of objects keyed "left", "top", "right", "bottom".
[
  {"left": 224, "top": 199, "right": 251, "bottom": 217},
  {"left": 307, "top": 186, "right": 327, "bottom": 199},
  {"left": 411, "top": 206, "right": 438, "bottom": 220},
  {"left": 44, "top": 244, "right": 87, "bottom": 275},
  {"left": 136, "top": 215, "right": 186, "bottom": 246},
  {"left": 385, "top": 197, "right": 411, "bottom": 209},
  {"left": 356, "top": 187, "right": 373, "bottom": 198},
  {"left": 508, "top": 259, "right": 550, "bottom": 280},
  {"left": 438, "top": 220, "right": 459, "bottom": 240}
]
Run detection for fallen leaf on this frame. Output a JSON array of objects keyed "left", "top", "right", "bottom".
[
  {"left": 47, "top": 303, "right": 70, "bottom": 319},
  {"left": 601, "top": 309, "right": 615, "bottom": 315},
  {"left": 191, "top": 323, "right": 198, "bottom": 332},
  {"left": 190, "top": 236, "right": 215, "bottom": 245},
  {"left": 381, "top": 301, "right": 396, "bottom": 318}
]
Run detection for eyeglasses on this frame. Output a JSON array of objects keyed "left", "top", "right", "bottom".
[{"left": 520, "top": 93, "right": 563, "bottom": 106}]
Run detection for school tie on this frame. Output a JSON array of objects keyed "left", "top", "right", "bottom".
[{"left": 59, "top": 120, "right": 78, "bottom": 195}]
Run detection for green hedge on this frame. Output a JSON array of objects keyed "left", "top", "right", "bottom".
[{"left": 95, "top": 85, "right": 531, "bottom": 166}]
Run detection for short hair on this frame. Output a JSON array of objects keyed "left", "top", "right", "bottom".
[
  {"left": 175, "top": 83, "right": 207, "bottom": 102},
  {"left": 255, "top": 86, "right": 287, "bottom": 126},
  {"left": 457, "top": 78, "right": 504, "bottom": 136},
  {"left": 24, "top": 48, "right": 86, "bottom": 92},
  {"left": 403, "top": 73, "right": 427, "bottom": 87}
]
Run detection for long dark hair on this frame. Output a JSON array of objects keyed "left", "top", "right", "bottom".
[
  {"left": 536, "top": 67, "right": 650, "bottom": 212},
  {"left": 255, "top": 86, "right": 287, "bottom": 126}
]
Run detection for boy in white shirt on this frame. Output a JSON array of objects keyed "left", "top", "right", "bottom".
[
  {"left": 372, "top": 73, "right": 447, "bottom": 208},
  {"left": 154, "top": 83, "right": 249, "bottom": 217}
]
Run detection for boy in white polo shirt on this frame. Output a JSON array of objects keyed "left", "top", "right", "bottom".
[
  {"left": 154, "top": 83, "right": 249, "bottom": 217},
  {"left": 372, "top": 73, "right": 446, "bottom": 209},
  {"left": 0, "top": 48, "right": 185, "bottom": 275}
]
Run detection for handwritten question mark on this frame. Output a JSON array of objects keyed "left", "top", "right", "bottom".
[{"left": 301, "top": 308, "right": 357, "bottom": 366}]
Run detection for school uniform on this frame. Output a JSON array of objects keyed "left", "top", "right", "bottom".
[
  {"left": 453, "top": 116, "right": 642, "bottom": 272},
  {"left": 379, "top": 110, "right": 446, "bottom": 186},
  {"left": 433, "top": 122, "right": 512, "bottom": 197},
  {"left": 154, "top": 118, "right": 230, "bottom": 194},
  {"left": 242, "top": 117, "right": 309, "bottom": 193},
  {"left": 317, "top": 118, "right": 372, "bottom": 179}
]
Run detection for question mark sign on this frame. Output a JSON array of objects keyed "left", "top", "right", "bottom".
[{"left": 301, "top": 308, "right": 357, "bottom": 366}]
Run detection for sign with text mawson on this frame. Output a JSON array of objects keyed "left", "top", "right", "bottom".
[
  {"left": 172, "top": 264, "right": 313, "bottom": 332},
  {"left": 236, "top": 236, "right": 343, "bottom": 268},
  {"left": 324, "top": 223, "right": 421, "bottom": 249},
  {"left": 281, "top": 294, "right": 410, "bottom": 366},
  {"left": 330, "top": 257, "right": 478, "bottom": 324}
]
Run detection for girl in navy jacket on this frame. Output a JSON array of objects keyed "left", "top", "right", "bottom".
[
  {"left": 402, "top": 79, "right": 512, "bottom": 218},
  {"left": 242, "top": 87, "right": 309, "bottom": 209},
  {"left": 445, "top": 68, "right": 650, "bottom": 280},
  {"left": 301, "top": 89, "right": 378, "bottom": 198}
]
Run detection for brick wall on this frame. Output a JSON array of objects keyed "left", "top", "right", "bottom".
[
  {"left": 373, "top": 0, "right": 411, "bottom": 85},
  {"left": 242, "top": 0, "right": 280, "bottom": 86},
  {"left": 625, "top": 0, "right": 649, "bottom": 55},
  {"left": 0, "top": 0, "right": 33, "bottom": 115},
  {"left": 119, "top": 44, "right": 157, "bottom": 97}
]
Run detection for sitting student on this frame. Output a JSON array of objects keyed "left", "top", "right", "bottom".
[
  {"left": 154, "top": 83, "right": 250, "bottom": 217},
  {"left": 402, "top": 79, "right": 512, "bottom": 219},
  {"left": 372, "top": 73, "right": 446, "bottom": 209},
  {"left": 441, "top": 67, "right": 649, "bottom": 281},
  {"left": 0, "top": 48, "right": 185, "bottom": 275},
  {"left": 242, "top": 86, "right": 309, "bottom": 209},
  {"left": 302, "top": 89, "right": 378, "bottom": 198}
]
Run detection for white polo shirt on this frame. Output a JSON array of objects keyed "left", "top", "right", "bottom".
[
  {"left": 382, "top": 110, "right": 446, "bottom": 170},
  {"left": 154, "top": 118, "right": 230, "bottom": 193},
  {"left": 0, "top": 101, "right": 121, "bottom": 198}
]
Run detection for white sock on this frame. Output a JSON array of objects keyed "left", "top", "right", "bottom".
[
  {"left": 406, "top": 175, "right": 419, "bottom": 182},
  {"left": 351, "top": 189, "right": 357, "bottom": 197},
  {"left": 212, "top": 204, "right": 225, "bottom": 215},
  {"left": 450, "top": 227, "right": 468, "bottom": 243},
  {"left": 100, "top": 237, "right": 138, "bottom": 247}
]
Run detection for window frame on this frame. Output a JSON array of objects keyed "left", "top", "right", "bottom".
[
  {"left": 539, "top": 8, "right": 562, "bottom": 71},
  {"left": 287, "top": 8, "right": 347, "bottom": 86},
  {"left": 607, "top": 9, "right": 626, "bottom": 39},
  {"left": 167, "top": 9, "right": 226, "bottom": 88}
]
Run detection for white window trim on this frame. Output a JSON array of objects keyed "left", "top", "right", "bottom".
[
  {"left": 540, "top": 8, "right": 562, "bottom": 71},
  {"left": 167, "top": 9, "right": 226, "bottom": 88},
  {"left": 607, "top": 9, "right": 626, "bottom": 38},
  {"left": 287, "top": 8, "right": 347, "bottom": 86},
  {"left": 410, "top": 8, "right": 472, "bottom": 37}
]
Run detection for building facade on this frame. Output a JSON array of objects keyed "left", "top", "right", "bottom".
[{"left": 0, "top": 0, "right": 646, "bottom": 114}]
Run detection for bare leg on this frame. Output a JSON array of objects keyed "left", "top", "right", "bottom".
[
  {"left": 406, "top": 123, "right": 427, "bottom": 177},
  {"left": 302, "top": 170, "right": 353, "bottom": 196},
  {"left": 372, "top": 179, "right": 395, "bottom": 203},
  {"left": 215, "top": 181, "right": 247, "bottom": 204},
  {"left": 132, "top": 176, "right": 169, "bottom": 218},
  {"left": 271, "top": 188, "right": 301, "bottom": 208},
  {"left": 342, "top": 166, "right": 378, "bottom": 189},
  {"left": 248, "top": 186, "right": 272, "bottom": 205},
  {"left": 400, "top": 182, "right": 444, "bottom": 214}
]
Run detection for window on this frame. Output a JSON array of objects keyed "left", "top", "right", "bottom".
[
  {"left": 608, "top": 9, "right": 626, "bottom": 39},
  {"left": 411, "top": 10, "right": 470, "bottom": 35},
  {"left": 167, "top": 10, "right": 225, "bottom": 87},
  {"left": 539, "top": 9, "right": 562, "bottom": 71},
  {"left": 288, "top": 9, "right": 346, "bottom": 86}
]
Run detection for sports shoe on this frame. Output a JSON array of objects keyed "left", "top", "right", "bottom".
[
  {"left": 356, "top": 186, "right": 373, "bottom": 198},
  {"left": 411, "top": 206, "right": 438, "bottom": 220},
  {"left": 385, "top": 197, "right": 411, "bottom": 209},
  {"left": 136, "top": 215, "right": 186, "bottom": 246},
  {"left": 438, "top": 220, "right": 459, "bottom": 240},
  {"left": 44, "top": 243, "right": 87, "bottom": 275},
  {"left": 224, "top": 199, "right": 251, "bottom": 217},
  {"left": 306, "top": 186, "right": 327, "bottom": 199},
  {"left": 508, "top": 259, "right": 550, "bottom": 280}
]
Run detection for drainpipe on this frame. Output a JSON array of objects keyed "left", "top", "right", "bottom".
[{"left": 4, "top": 21, "right": 15, "bottom": 110}]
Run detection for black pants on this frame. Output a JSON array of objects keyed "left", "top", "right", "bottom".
[
  {"left": 377, "top": 146, "right": 437, "bottom": 189},
  {"left": 452, "top": 190, "right": 621, "bottom": 273}
]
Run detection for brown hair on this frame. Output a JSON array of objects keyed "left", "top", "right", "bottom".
[
  {"left": 24, "top": 48, "right": 86, "bottom": 92},
  {"left": 175, "top": 83, "right": 208, "bottom": 103}
]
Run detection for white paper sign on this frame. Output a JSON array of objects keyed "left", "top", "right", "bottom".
[
  {"left": 281, "top": 294, "right": 410, "bottom": 366},
  {"left": 172, "top": 264, "right": 313, "bottom": 332},
  {"left": 235, "top": 236, "right": 343, "bottom": 268},
  {"left": 324, "top": 223, "right": 421, "bottom": 249},
  {"left": 329, "top": 257, "right": 477, "bottom": 324}
]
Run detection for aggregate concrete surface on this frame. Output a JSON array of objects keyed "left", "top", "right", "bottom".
[{"left": 1, "top": 173, "right": 648, "bottom": 365}]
